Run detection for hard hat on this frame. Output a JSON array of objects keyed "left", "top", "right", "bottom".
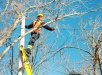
[{"left": 37, "top": 14, "right": 44, "bottom": 17}]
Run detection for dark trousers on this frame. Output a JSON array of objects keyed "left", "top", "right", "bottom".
[{"left": 27, "top": 32, "right": 40, "bottom": 51}]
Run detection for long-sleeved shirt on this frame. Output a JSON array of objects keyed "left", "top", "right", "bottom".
[{"left": 25, "top": 21, "right": 54, "bottom": 34}]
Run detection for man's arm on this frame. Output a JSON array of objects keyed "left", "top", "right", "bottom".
[
  {"left": 25, "top": 23, "right": 33, "bottom": 29},
  {"left": 42, "top": 22, "right": 55, "bottom": 31}
]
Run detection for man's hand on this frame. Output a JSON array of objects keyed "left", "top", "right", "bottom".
[{"left": 52, "top": 28, "right": 55, "bottom": 31}]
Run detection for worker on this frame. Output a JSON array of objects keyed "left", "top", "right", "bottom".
[{"left": 25, "top": 14, "right": 55, "bottom": 56}]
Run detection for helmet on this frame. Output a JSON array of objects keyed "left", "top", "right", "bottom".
[{"left": 37, "top": 14, "right": 44, "bottom": 17}]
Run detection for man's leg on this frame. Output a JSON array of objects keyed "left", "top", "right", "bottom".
[{"left": 26, "top": 33, "right": 40, "bottom": 55}]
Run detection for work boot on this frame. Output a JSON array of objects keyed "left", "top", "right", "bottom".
[{"left": 25, "top": 48, "right": 31, "bottom": 57}]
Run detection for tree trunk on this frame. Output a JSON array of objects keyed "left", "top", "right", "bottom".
[{"left": 93, "top": 48, "right": 99, "bottom": 75}]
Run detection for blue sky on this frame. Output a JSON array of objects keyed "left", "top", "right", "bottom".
[{"left": 0, "top": 0, "right": 102, "bottom": 75}]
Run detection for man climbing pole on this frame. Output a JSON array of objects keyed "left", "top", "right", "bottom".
[{"left": 25, "top": 14, "right": 55, "bottom": 56}]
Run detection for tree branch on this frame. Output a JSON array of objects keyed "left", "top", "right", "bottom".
[
  {"left": 24, "top": 0, "right": 55, "bottom": 15},
  {"left": 0, "top": 15, "right": 21, "bottom": 47}
]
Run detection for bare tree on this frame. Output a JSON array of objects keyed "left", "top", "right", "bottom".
[{"left": 0, "top": 0, "right": 102, "bottom": 75}]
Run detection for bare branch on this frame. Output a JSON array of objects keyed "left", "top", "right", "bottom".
[
  {"left": 24, "top": 0, "right": 55, "bottom": 15},
  {"left": 0, "top": 15, "right": 21, "bottom": 47}
]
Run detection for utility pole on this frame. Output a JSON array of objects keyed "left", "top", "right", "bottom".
[{"left": 18, "top": 15, "right": 25, "bottom": 75}]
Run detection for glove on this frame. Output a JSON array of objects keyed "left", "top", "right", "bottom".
[
  {"left": 25, "top": 25, "right": 28, "bottom": 28},
  {"left": 52, "top": 28, "right": 55, "bottom": 31}
]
